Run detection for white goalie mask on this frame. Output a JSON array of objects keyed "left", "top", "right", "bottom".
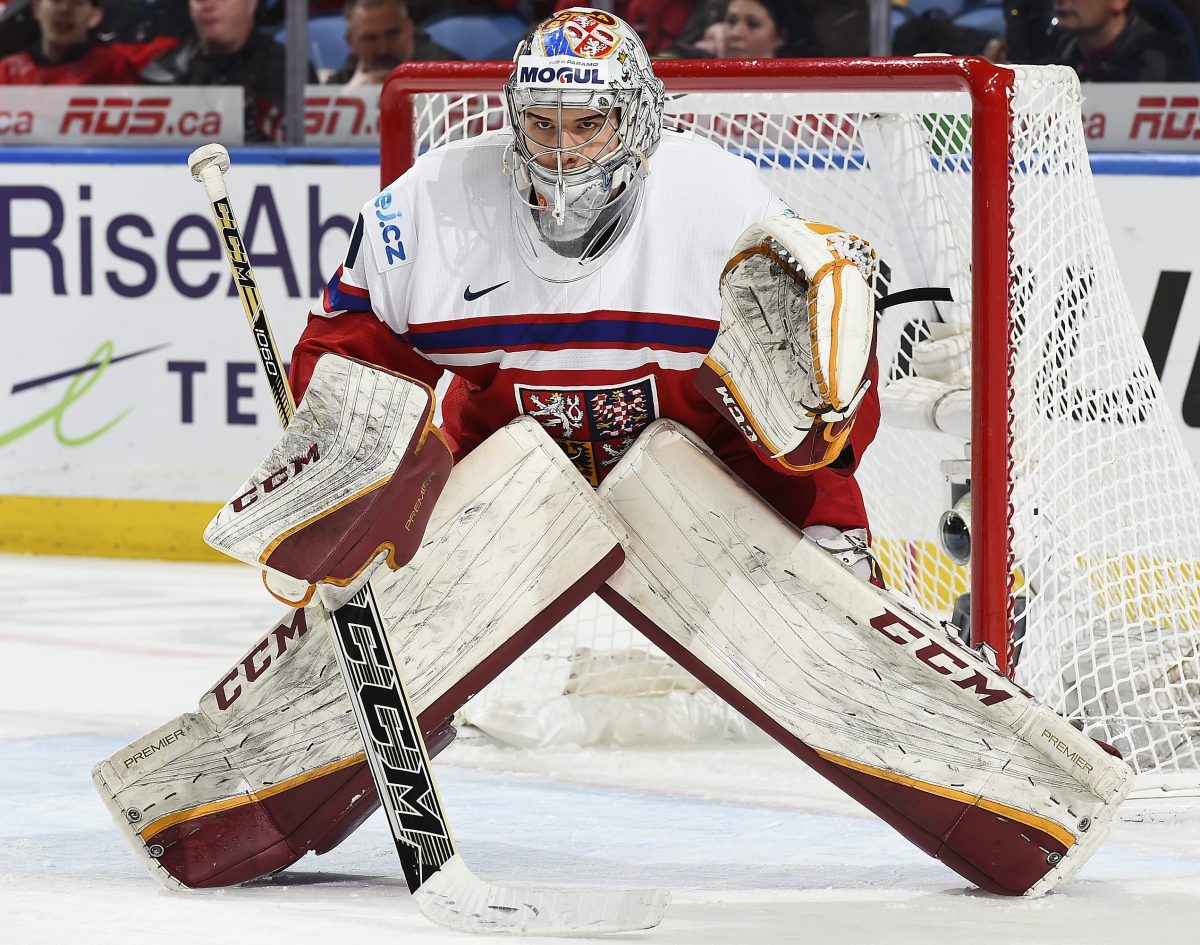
[{"left": 503, "top": 8, "right": 665, "bottom": 274}]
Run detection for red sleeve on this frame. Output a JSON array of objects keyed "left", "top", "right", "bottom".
[
  {"left": 289, "top": 311, "right": 444, "bottom": 401},
  {"left": 111, "top": 37, "right": 179, "bottom": 72},
  {"left": 0, "top": 45, "right": 149, "bottom": 84},
  {"left": 98, "top": 49, "right": 141, "bottom": 85}
]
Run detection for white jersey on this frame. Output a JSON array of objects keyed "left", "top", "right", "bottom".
[
  {"left": 300, "top": 125, "right": 888, "bottom": 539},
  {"left": 308, "top": 127, "right": 790, "bottom": 487},
  {"left": 327, "top": 126, "right": 785, "bottom": 361},
  {"left": 302, "top": 124, "right": 875, "bottom": 529}
]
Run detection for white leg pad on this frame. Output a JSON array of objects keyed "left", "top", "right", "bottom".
[
  {"left": 93, "top": 417, "right": 625, "bottom": 888},
  {"left": 597, "top": 419, "right": 1133, "bottom": 897}
]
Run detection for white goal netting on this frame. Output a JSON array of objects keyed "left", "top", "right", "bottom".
[{"left": 399, "top": 64, "right": 1200, "bottom": 777}]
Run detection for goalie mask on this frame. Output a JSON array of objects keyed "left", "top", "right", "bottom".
[{"left": 504, "top": 8, "right": 665, "bottom": 276}]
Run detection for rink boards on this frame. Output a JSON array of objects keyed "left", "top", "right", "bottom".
[{"left": 1, "top": 149, "right": 1200, "bottom": 558}]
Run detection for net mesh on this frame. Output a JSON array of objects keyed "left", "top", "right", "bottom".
[{"left": 401, "top": 66, "right": 1200, "bottom": 774}]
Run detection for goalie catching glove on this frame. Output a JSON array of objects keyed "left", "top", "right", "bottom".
[{"left": 696, "top": 215, "right": 877, "bottom": 471}]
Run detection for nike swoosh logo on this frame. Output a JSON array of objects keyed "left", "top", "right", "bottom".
[{"left": 463, "top": 281, "right": 508, "bottom": 301}]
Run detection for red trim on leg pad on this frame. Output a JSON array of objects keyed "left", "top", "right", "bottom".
[
  {"left": 149, "top": 760, "right": 371, "bottom": 888},
  {"left": 309, "top": 721, "right": 458, "bottom": 857},
  {"left": 146, "top": 547, "right": 624, "bottom": 888}
]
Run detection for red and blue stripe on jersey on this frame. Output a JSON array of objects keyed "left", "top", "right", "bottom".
[
  {"left": 404, "top": 310, "right": 719, "bottom": 359},
  {"left": 321, "top": 265, "right": 373, "bottom": 315}
]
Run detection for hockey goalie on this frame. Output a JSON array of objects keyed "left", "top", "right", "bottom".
[{"left": 93, "top": 6, "right": 1131, "bottom": 906}]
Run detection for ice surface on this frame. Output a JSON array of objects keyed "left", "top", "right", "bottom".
[{"left": 2, "top": 554, "right": 1198, "bottom": 945}]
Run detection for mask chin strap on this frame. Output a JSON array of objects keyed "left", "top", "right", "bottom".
[
  {"left": 503, "top": 123, "right": 652, "bottom": 263},
  {"left": 551, "top": 141, "right": 650, "bottom": 234}
]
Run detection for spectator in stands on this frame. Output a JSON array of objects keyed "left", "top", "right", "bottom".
[
  {"left": 327, "top": 0, "right": 459, "bottom": 86},
  {"left": 688, "top": 0, "right": 811, "bottom": 58},
  {"left": 1051, "top": 0, "right": 1193, "bottom": 79},
  {"left": 1005, "top": 0, "right": 1058, "bottom": 63},
  {"left": 808, "top": 0, "right": 869, "bottom": 56},
  {"left": 0, "top": 0, "right": 42, "bottom": 59},
  {"left": 98, "top": 0, "right": 193, "bottom": 45},
  {"left": 638, "top": 2, "right": 703, "bottom": 57},
  {"left": 141, "top": 0, "right": 313, "bottom": 141},
  {"left": 661, "top": 0, "right": 722, "bottom": 56},
  {"left": 672, "top": 0, "right": 871, "bottom": 57},
  {"left": 0, "top": 0, "right": 146, "bottom": 82},
  {"left": 405, "top": 1, "right": 552, "bottom": 23}
]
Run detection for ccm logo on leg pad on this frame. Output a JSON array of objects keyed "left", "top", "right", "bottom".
[{"left": 869, "top": 610, "right": 1014, "bottom": 707}]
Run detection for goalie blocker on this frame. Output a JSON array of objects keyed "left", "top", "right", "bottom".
[
  {"left": 202, "top": 354, "right": 452, "bottom": 599},
  {"left": 597, "top": 420, "right": 1132, "bottom": 897}
]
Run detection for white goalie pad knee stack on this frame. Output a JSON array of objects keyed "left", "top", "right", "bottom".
[
  {"left": 597, "top": 420, "right": 1133, "bottom": 897},
  {"left": 318, "top": 417, "right": 629, "bottom": 711}
]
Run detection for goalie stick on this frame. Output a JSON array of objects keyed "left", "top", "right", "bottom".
[{"left": 187, "top": 142, "right": 669, "bottom": 936}]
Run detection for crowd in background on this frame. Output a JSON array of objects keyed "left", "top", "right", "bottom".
[{"left": 0, "top": 0, "right": 1197, "bottom": 141}]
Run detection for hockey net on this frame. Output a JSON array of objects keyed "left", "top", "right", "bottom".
[{"left": 380, "top": 59, "right": 1200, "bottom": 780}]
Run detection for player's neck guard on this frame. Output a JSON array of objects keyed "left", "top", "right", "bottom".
[
  {"left": 507, "top": 158, "right": 647, "bottom": 283},
  {"left": 504, "top": 136, "right": 648, "bottom": 280}
]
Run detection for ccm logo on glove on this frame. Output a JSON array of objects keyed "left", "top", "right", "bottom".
[{"left": 716, "top": 386, "right": 759, "bottom": 443}]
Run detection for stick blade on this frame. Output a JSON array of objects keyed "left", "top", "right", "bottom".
[{"left": 414, "top": 855, "right": 670, "bottom": 936}]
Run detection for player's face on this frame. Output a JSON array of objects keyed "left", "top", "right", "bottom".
[
  {"left": 190, "top": 0, "right": 258, "bottom": 54},
  {"left": 346, "top": 2, "right": 415, "bottom": 71},
  {"left": 33, "top": 0, "right": 100, "bottom": 48},
  {"left": 520, "top": 108, "right": 621, "bottom": 172},
  {"left": 724, "top": 0, "right": 787, "bottom": 58}
]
